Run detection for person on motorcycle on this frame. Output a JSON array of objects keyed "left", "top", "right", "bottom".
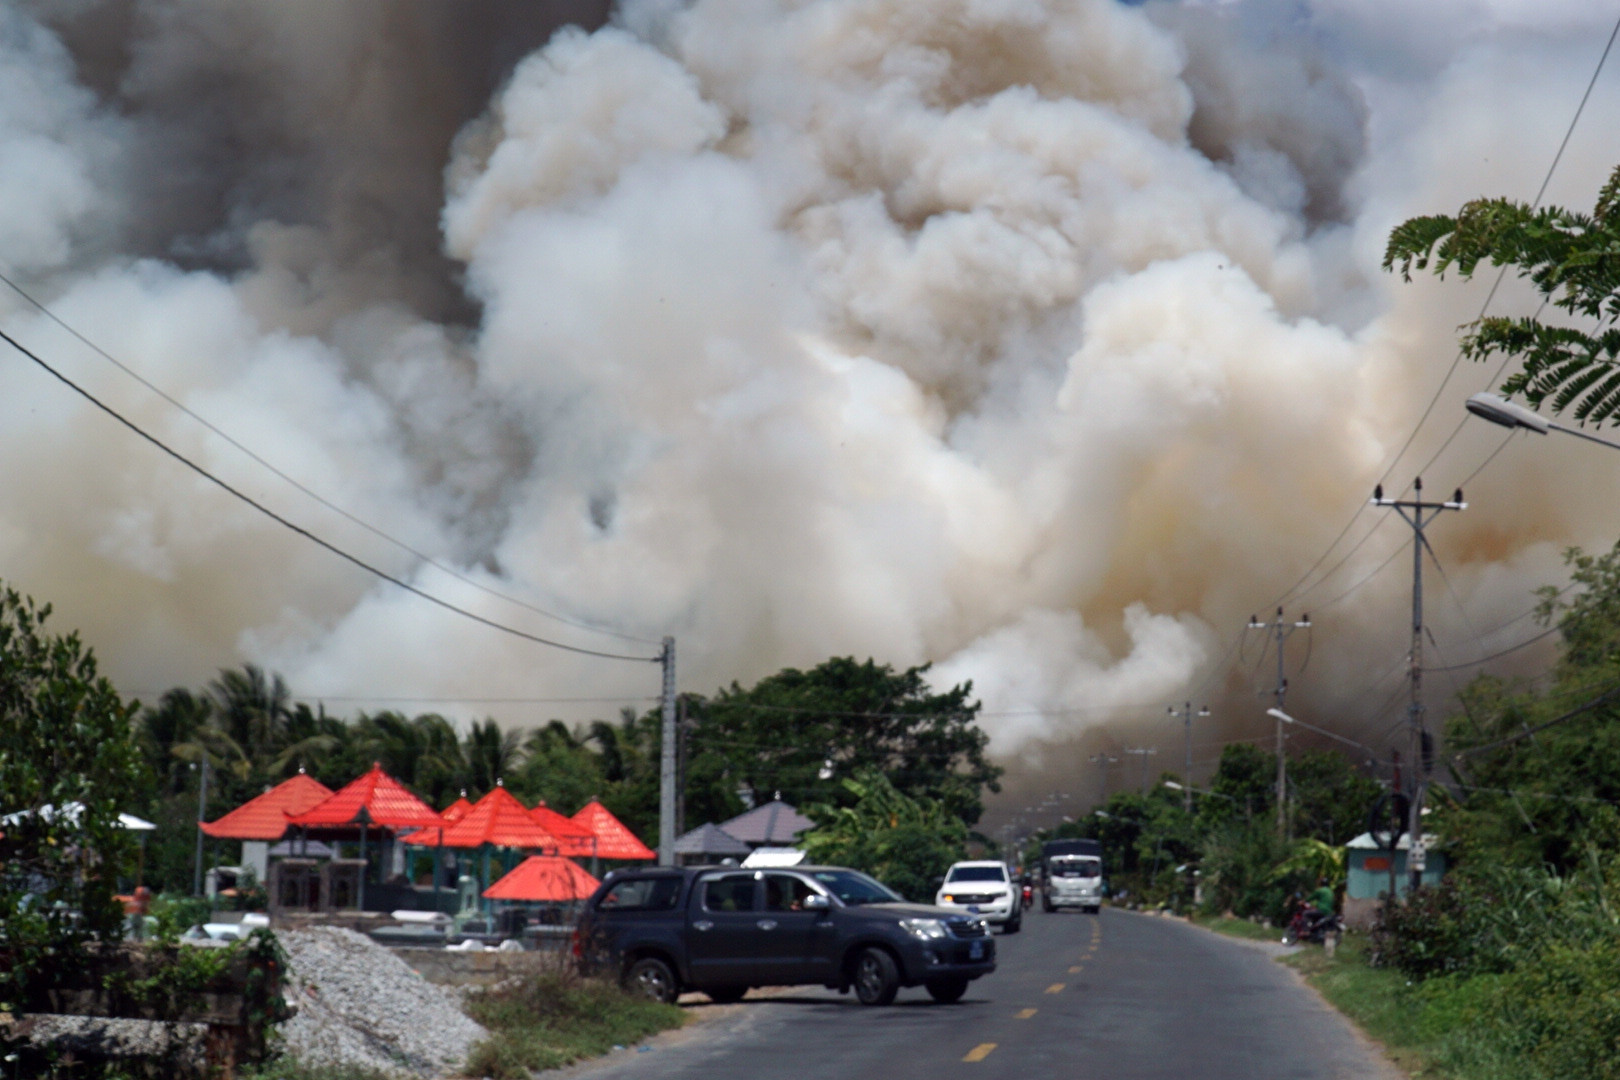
[{"left": 1307, "top": 877, "right": 1335, "bottom": 916}]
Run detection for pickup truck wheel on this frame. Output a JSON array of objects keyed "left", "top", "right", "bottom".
[
  {"left": 852, "top": 947, "right": 900, "bottom": 1006},
  {"left": 623, "top": 957, "right": 679, "bottom": 1004},
  {"left": 1003, "top": 913, "right": 1022, "bottom": 934},
  {"left": 1041, "top": 897, "right": 1054, "bottom": 913},
  {"left": 704, "top": 986, "right": 747, "bottom": 1004},
  {"left": 925, "top": 977, "right": 969, "bottom": 1004}
]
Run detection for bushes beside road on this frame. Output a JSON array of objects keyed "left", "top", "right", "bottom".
[{"left": 1254, "top": 860, "right": 1620, "bottom": 1080}]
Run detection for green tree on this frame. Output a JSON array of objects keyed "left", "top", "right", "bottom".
[
  {"left": 1385, "top": 163, "right": 1620, "bottom": 423},
  {"left": 689, "top": 657, "right": 1001, "bottom": 825},
  {"left": 800, "top": 769, "right": 967, "bottom": 901},
  {"left": 511, "top": 721, "right": 605, "bottom": 813},
  {"left": 1439, "top": 544, "right": 1620, "bottom": 873},
  {"left": 0, "top": 584, "right": 147, "bottom": 1040}
]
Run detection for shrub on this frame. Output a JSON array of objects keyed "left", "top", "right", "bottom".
[
  {"left": 1372, "top": 862, "right": 1620, "bottom": 980},
  {"left": 462, "top": 972, "right": 684, "bottom": 1077}
]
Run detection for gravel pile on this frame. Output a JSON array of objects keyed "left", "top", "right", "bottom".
[{"left": 279, "top": 926, "right": 488, "bottom": 1078}]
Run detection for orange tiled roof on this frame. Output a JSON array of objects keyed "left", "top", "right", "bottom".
[
  {"left": 200, "top": 773, "right": 334, "bottom": 841},
  {"left": 441, "top": 796, "right": 474, "bottom": 824},
  {"left": 572, "top": 799, "right": 656, "bottom": 860},
  {"left": 287, "top": 764, "right": 444, "bottom": 830},
  {"left": 405, "top": 784, "right": 560, "bottom": 849},
  {"left": 531, "top": 802, "right": 596, "bottom": 857}
]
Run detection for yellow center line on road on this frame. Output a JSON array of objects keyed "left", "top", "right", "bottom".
[
  {"left": 963, "top": 1043, "right": 997, "bottom": 1062},
  {"left": 1045, "top": 983, "right": 1065, "bottom": 994},
  {"left": 1015, "top": 1008, "right": 1038, "bottom": 1020},
  {"left": 1068, "top": 965, "right": 1081, "bottom": 973}
]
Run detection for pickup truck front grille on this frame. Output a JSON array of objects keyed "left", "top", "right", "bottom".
[
  {"left": 942, "top": 893, "right": 999, "bottom": 905},
  {"left": 946, "top": 917, "right": 990, "bottom": 939}
]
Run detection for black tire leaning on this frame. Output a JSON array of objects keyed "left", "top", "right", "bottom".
[
  {"left": 623, "top": 957, "right": 679, "bottom": 1004},
  {"left": 704, "top": 986, "right": 747, "bottom": 1004},
  {"left": 852, "top": 946, "right": 901, "bottom": 1006},
  {"left": 1003, "top": 914, "right": 1021, "bottom": 934},
  {"left": 925, "top": 976, "right": 969, "bottom": 1004},
  {"left": 1042, "top": 897, "right": 1054, "bottom": 913}
]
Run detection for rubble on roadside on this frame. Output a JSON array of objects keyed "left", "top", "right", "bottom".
[{"left": 277, "top": 926, "right": 487, "bottom": 1078}]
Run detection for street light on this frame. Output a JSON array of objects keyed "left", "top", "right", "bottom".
[
  {"left": 1466, "top": 391, "right": 1620, "bottom": 450},
  {"left": 1266, "top": 707, "right": 1380, "bottom": 758}
]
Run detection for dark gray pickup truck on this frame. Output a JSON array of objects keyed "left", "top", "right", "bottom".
[{"left": 575, "top": 864, "right": 996, "bottom": 1005}]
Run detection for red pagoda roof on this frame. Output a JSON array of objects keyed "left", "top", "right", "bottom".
[
  {"left": 405, "top": 784, "right": 561, "bottom": 850},
  {"left": 287, "top": 764, "right": 444, "bottom": 830},
  {"left": 483, "top": 855, "right": 601, "bottom": 902},
  {"left": 572, "top": 799, "right": 656, "bottom": 860},
  {"left": 531, "top": 802, "right": 597, "bottom": 857},
  {"left": 200, "top": 773, "right": 334, "bottom": 840},
  {"left": 441, "top": 795, "right": 474, "bottom": 824}
]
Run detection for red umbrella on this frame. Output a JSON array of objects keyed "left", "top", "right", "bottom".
[
  {"left": 531, "top": 802, "right": 597, "bottom": 858},
  {"left": 572, "top": 799, "right": 656, "bottom": 860},
  {"left": 483, "top": 855, "right": 601, "bottom": 902}
]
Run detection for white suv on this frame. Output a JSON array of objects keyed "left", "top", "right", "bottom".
[{"left": 935, "top": 860, "right": 1021, "bottom": 933}]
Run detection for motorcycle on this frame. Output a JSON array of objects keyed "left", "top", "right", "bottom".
[
  {"left": 1281, "top": 907, "right": 1343, "bottom": 946},
  {"left": 1021, "top": 882, "right": 1034, "bottom": 909}
]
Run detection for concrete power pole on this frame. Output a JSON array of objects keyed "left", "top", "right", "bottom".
[
  {"left": 1167, "top": 702, "right": 1210, "bottom": 813},
  {"left": 1373, "top": 479, "right": 1465, "bottom": 891},
  {"left": 193, "top": 752, "right": 210, "bottom": 897},
  {"left": 658, "top": 636, "right": 677, "bottom": 866},
  {"left": 1124, "top": 746, "right": 1157, "bottom": 795},
  {"left": 1089, "top": 753, "right": 1118, "bottom": 806},
  {"left": 1248, "top": 608, "right": 1311, "bottom": 837}
]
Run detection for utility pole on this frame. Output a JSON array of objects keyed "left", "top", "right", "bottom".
[
  {"left": 1248, "top": 608, "right": 1311, "bottom": 836},
  {"left": 1088, "top": 753, "right": 1118, "bottom": 806},
  {"left": 658, "top": 636, "right": 677, "bottom": 866},
  {"left": 1373, "top": 478, "right": 1465, "bottom": 891},
  {"left": 1167, "top": 702, "right": 1210, "bottom": 813},
  {"left": 1124, "top": 746, "right": 1157, "bottom": 795},
  {"left": 193, "top": 752, "right": 210, "bottom": 896}
]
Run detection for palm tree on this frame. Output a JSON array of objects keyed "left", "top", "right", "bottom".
[
  {"left": 463, "top": 718, "right": 522, "bottom": 793},
  {"left": 209, "top": 664, "right": 291, "bottom": 772}
]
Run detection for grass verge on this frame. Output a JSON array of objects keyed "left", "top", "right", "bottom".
[
  {"left": 1192, "top": 914, "right": 1282, "bottom": 943},
  {"left": 461, "top": 973, "right": 687, "bottom": 1078},
  {"left": 1280, "top": 934, "right": 1560, "bottom": 1080}
]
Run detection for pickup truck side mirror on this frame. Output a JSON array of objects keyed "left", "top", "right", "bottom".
[{"left": 802, "top": 894, "right": 831, "bottom": 911}]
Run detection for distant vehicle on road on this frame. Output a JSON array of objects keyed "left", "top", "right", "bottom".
[
  {"left": 576, "top": 864, "right": 996, "bottom": 1007},
  {"left": 934, "top": 860, "right": 1022, "bottom": 932},
  {"left": 1041, "top": 839, "right": 1104, "bottom": 914}
]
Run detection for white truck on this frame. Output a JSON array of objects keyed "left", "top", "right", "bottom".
[{"left": 1041, "top": 839, "right": 1104, "bottom": 914}]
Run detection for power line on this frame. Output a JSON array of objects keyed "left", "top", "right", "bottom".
[
  {"left": 1276, "top": 14, "right": 1620, "bottom": 611},
  {"left": 0, "top": 325, "right": 662, "bottom": 665},
  {"left": 0, "top": 266, "right": 661, "bottom": 649},
  {"left": 133, "top": 692, "right": 660, "bottom": 705},
  {"left": 1377, "top": 12, "right": 1620, "bottom": 495}
]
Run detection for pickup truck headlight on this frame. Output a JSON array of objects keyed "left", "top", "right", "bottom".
[{"left": 899, "top": 918, "right": 950, "bottom": 940}]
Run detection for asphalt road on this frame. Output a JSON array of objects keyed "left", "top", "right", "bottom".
[{"left": 566, "top": 907, "right": 1401, "bottom": 1080}]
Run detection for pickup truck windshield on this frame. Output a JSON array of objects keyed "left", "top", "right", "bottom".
[
  {"left": 808, "top": 869, "right": 902, "bottom": 905},
  {"left": 1052, "top": 858, "right": 1102, "bottom": 878},
  {"left": 947, "top": 866, "right": 1007, "bottom": 883}
]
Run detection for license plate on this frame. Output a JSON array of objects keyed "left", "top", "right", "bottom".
[
  {"left": 966, "top": 905, "right": 981, "bottom": 913},
  {"left": 969, "top": 940, "right": 985, "bottom": 960}
]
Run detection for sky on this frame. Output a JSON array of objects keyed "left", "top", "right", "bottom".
[{"left": 2, "top": 0, "right": 1619, "bottom": 822}]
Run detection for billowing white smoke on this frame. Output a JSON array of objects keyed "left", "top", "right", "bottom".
[{"left": 2, "top": 0, "right": 1618, "bottom": 780}]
